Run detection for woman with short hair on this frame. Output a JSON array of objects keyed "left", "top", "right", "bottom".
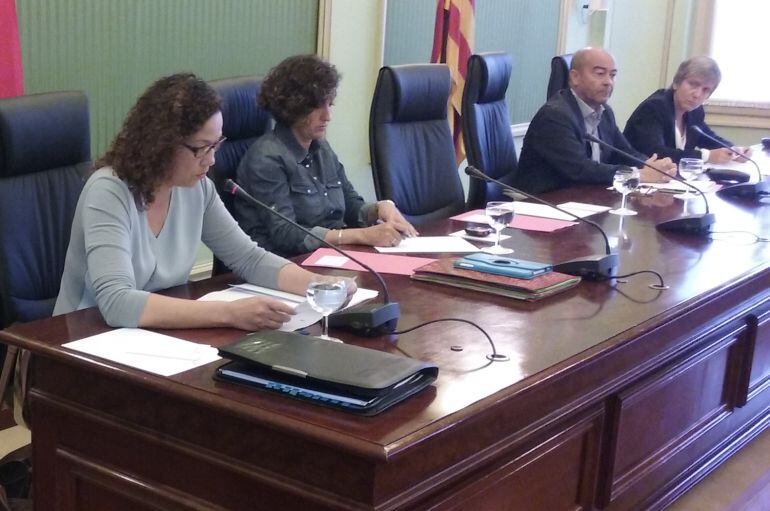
[
  {"left": 235, "top": 54, "right": 417, "bottom": 258},
  {"left": 54, "top": 72, "right": 348, "bottom": 330},
  {"left": 624, "top": 56, "right": 750, "bottom": 164}
]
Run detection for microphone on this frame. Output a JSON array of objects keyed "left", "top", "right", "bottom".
[
  {"left": 225, "top": 179, "right": 400, "bottom": 336},
  {"left": 584, "top": 133, "right": 715, "bottom": 234},
  {"left": 464, "top": 166, "right": 618, "bottom": 280},
  {"left": 690, "top": 125, "right": 770, "bottom": 200}
]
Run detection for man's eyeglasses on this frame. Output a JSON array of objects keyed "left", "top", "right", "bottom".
[{"left": 182, "top": 136, "right": 227, "bottom": 158}]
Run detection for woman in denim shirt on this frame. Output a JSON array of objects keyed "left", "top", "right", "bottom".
[{"left": 235, "top": 54, "right": 417, "bottom": 257}]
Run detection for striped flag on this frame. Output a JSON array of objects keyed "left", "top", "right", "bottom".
[
  {"left": 431, "top": 0, "right": 474, "bottom": 164},
  {"left": 0, "top": 0, "right": 24, "bottom": 98}
]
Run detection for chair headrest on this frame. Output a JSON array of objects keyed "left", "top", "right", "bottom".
[
  {"left": 0, "top": 91, "right": 90, "bottom": 178},
  {"left": 208, "top": 76, "right": 271, "bottom": 141},
  {"left": 468, "top": 52, "right": 512, "bottom": 104},
  {"left": 373, "top": 64, "right": 450, "bottom": 124}
]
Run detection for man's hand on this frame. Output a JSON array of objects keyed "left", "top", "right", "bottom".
[{"left": 640, "top": 154, "right": 676, "bottom": 183}]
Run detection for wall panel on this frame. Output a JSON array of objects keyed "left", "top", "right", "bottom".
[{"left": 17, "top": 0, "right": 318, "bottom": 158}]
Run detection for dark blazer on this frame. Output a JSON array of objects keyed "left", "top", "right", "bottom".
[
  {"left": 516, "top": 89, "right": 646, "bottom": 194},
  {"left": 623, "top": 88, "right": 732, "bottom": 163}
]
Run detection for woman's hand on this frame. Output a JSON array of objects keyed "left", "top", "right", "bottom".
[
  {"left": 707, "top": 148, "right": 734, "bottom": 164},
  {"left": 226, "top": 296, "right": 296, "bottom": 331},
  {"left": 376, "top": 200, "right": 419, "bottom": 237},
  {"left": 730, "top": 146, "right": 752, "bottom": 162},
  {"left": 359, "top": 222, "right": 406, "bottom": 247}
]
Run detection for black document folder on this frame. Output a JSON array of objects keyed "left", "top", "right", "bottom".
[{"left": 216, "top": 331, "right": 438, "bottom": 415}]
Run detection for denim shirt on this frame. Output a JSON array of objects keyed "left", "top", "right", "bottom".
[{"left": 235, "top": 123, "right": 373, "bottom": 257}]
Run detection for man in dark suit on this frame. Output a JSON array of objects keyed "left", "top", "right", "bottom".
[{"left": 516, "top": 47, "right": 675, "bottom": 194}]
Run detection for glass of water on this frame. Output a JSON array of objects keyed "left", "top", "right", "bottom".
[
  {"left": 609, "top": 166, "right": 640, "bottom": 216},
  {"left": 676, "top": 158, "right": 704, "bottom": 200},
  {"left": 306, "top": 279, "right": 348, "bottom": 342},
  {"left": 483, "top": 201, "right": 515, "bottom": 254}
]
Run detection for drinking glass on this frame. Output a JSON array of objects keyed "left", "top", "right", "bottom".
[
  {"left": 483, "top": 201, "right": 515, "bottom": 255},
  {"left": 609, "top": 167, "right": 640, "bottom": 216},
  {"left": 676, "top": 158, "right": 704, "bottom": 200},
  {"left": 306, "top": 279, "right": 347, "bottom": 342}
]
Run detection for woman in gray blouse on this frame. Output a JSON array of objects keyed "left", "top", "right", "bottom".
[
  {"left": 54, "top": 73, "right": 349, "bottom": 330},
  {"left": 235, "top": 54, "right": 417, "bottom": 258}
]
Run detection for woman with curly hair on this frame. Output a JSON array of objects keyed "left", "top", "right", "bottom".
[
  {"left": 54, "top": 72, "right": 350, "bottom": 330},
  {"left": 235, "top": 54, "right": 417, "bottom": 257}
]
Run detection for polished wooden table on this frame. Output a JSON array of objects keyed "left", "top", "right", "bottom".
[{"left": 3, "top": 185, "right": 770, "bottom": 510}]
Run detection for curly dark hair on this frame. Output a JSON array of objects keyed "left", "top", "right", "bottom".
[
  {"left": 96, "top": 72, "right": 221, "bottom": 206},
  {"left": 259, "top": 54, "right": 340, "bottom": 126}
]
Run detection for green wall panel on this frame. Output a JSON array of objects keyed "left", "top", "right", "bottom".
[
  {"left": 384, "top": 0, "right": 560, "bottom": 124},
  {"left": 17, "top": 0, "right": 318, "bottom": 159}
]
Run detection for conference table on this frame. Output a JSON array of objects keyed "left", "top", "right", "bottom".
[{"left": 3, "top": 181, "right": 770, "bottom": 510}]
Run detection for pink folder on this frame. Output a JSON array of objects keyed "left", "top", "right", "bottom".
[
  {"left": 450, "top": 209, "right": 577, "bottom": 232},
  {"left": 301, "top": 248, "right": 436, "bottom": 276}
]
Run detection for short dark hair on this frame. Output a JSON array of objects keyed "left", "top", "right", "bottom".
[
  {"left": 96, "top": 72, "right": 221, "bottom": 206},
  {"left": 259, "top": 54, "right": 339, "bottom": 126}
]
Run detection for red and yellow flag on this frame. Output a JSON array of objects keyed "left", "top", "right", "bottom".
[
  {"left": 431, "top": 0, "right": 474, "bottom": 164},
  {"left": 0, "top": 0, "right": 24, "bottom": 98}
]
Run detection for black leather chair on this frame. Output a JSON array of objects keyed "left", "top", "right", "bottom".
[
  {"left": 369, "top": 64, "right": 465, "bottom": 225},
  {"left": 0, "top": 91, "right": 89, "bottom": 327},
  {"left": 546, "top": 53, "right": 573, "bottom": 100},
  {"left": 0, "top": 91, "right": 89, "bottom": 442},
  {"left": 207, "top": 76, "right": 272, "bottom": 275},
  {"left": 461, "top": 52, "right": 518, "bottom": 210}
]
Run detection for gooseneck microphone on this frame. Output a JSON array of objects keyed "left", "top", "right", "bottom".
[
  {"left": 690, "top": 125, "right": 770, "bottom": 200},
  {"left": 225, "top": 179, "right": 400, "bottom": 336},
  {"left": 584, "top": 133, "right": 715, "bottom": 234},
  {"left": 464, "top": 166, "right": 618, "bottom": 280}
]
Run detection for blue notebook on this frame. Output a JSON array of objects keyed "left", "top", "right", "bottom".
[{"left": 453, "top": 253, "right": 552, "bottom": 280}]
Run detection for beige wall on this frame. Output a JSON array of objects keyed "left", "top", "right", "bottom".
[{"left": 324, "top": 0, "right": 385, "bottom": 203}]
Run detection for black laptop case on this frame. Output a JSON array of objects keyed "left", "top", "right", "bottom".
[{"left": 216, "top": 331, "right": 438, "bottom": 415}]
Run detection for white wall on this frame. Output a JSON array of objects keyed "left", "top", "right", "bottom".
[{"left": 324, "top": 0, "right": 385, "bottom": 204}]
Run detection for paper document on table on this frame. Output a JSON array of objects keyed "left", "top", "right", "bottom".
[
  {"left": 513, "top": 201, "right": 610, "bottom": 220},
  {"left": 198, "top": 284, "right": 378, "bottom": 332},
  {"left": 556, "top": 202, "right": 612, "bottom": 217},
  {"left": 375, "top": 236, "right": 478, "bottom": 253},
  {"left": 63, "top": 328, "right": 221, "bottom": 376},
  {"left": 643, "top": 180, "right": 718, "bottom": 194}
]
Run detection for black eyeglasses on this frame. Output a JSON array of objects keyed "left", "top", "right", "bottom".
[{"left": 182, "top": 136, "right": 227, "bottom": 158}]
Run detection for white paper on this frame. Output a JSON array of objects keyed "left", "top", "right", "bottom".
[
  {"left": 63, "top": 328, "right": 221, "bottom": 376},
  {"left": 198, "top": 285, "right": 379, "bottom": 332},
  {"left": 448, "top": 229, "right": 510, "bottom": 243},
  {"left": 557, "top": 202, "right": 612, "bottom": 216},
  {"left": 315, "top": 254, "right": 349, "bottom": 267},
  {"left": 374, "top": 236, "right": 479, "bottom": 253},
  {"left": 642, "top": 179, "right": 717, "bottom": 194}
]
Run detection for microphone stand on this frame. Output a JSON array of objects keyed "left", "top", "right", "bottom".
[
  {"left": 225, "top": 179, "right": 400, "bottom": 336},
  {"left": 584, "top": 133, "right": 715, "bottom": 234},
  {"left": 691, "top": 125, "right": 770, "bottom": 200},
  {"left": 464, "top": 166, "right": 619, "bottom": 280}
]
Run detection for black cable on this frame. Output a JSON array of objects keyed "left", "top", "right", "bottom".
[
  {"left": 606, "top": 269, "right": 665, "bottom": 286},
  {"left": 708, "top": 230, "right": 770, "bottom": 243},
  {"left": 392, "top": 318, "right": 502, "bottom": 361}
]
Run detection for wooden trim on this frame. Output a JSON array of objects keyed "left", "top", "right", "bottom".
[
  {"left": 690, "top": 0, "right": 715, "bottom": 55},
  {"left": 659, "top": 0, "right": 675, "bottom": 89},
  {"left": 556, "top": 0, "right": 570, "bottom": 54},
  {"left": 316, "top": 0, "right": 332, "bottom": 59},
  {"left": 511, "top": 122, "right": 529, "bottom": 138},
  {"left": 189, "top": 262, "right": 212, "bottom": 282}
]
